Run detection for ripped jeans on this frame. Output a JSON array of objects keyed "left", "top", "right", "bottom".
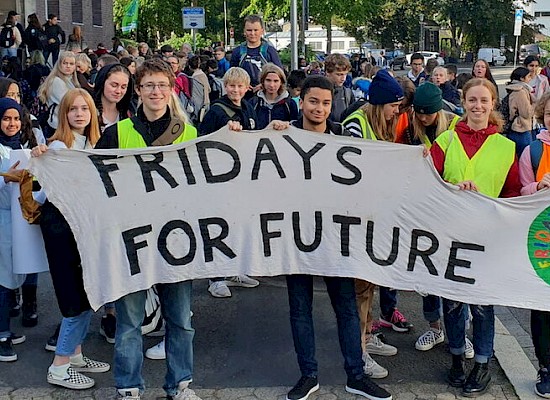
[{"left": 443, "top": 299, "right": 494, "bottom": 364}]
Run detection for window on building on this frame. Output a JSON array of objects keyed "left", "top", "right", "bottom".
[
  {"left": 92, "top": 0, "right": 103, "bottom": 26},
  {"left": 47, "top": 0, "right": 60, "bottom": 18},
  {"left": 72, "top": 0, "right": 83, "bottom": 24},
  {"left": 349, "top": 41, "right": 358, "bottom": 48},
  {"left": 332, "top": 41, "right": 345, "bottom": 50},
  {"left": 536, "top": 11, "right": 550, "bottom": 17},
  {"left": 309, "top": 41, "right": 323, "bottom": 50}
]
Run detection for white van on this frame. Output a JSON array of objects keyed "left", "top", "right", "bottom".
[{"left": 477, "top": 48, "right": 506, "bottom": 66}]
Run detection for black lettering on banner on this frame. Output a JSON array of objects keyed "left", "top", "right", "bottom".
[
  {"left": 260, "top": 213, "right": 284, "bottom": 256},
  {"left": 407, "top": 229, "right": 439, "bottom": 275},
  {"left": 366, "top": 221, "right": 399, "bottom": 266},
  {"left": 199, "top": 217, "right": 237, "bottom": 262},
  {"left": 292, "top": 211, "right": 322, "bottom": 252},
  {"left": 445, "top": 241, "right": 485, "bottom": 284},
  {"left": 122, "top": 225, "right": 153, "bottom": 275},
  {"left": 333, "top": 215, "right": 361, "bottom": 256},
  {"left": 283, "top": 135, "right": 326, "bottom": 180},
  {"left": 251, "top": 138, "right": 286, "bottom": 180},
  {"left": 134, "top": 152, "right": 178, "bottom": 193},
  {"left": 331, "top": 146, "right": 362, "bottom": 185},
  {"left": 196, "top": 140, "right": 241, "bottom": 183},
  {"left": 88, "top": 154, "right": 121, "bottom": 198},
  {"left": 157, "top": 220, "right": 196, "bottom": 265},
  {"left": 177, "top": 148, "right": 197, "bottom": 185}
]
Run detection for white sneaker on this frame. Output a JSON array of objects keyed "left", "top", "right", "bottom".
[
  {"left": 208, "top": 281, "right": 231, "bottom": 298},
  {"left": 366, "top": 334, "right": 397, "bottom": 356},
  {"left": 145, "top": 338, "right": 166, "bottom": 360},
  {"left": 465, "top": 336, "right": 475, "bottom": 359},
  {"left": 170, "top": 380, "right": 202, "bottom": 400},
  {"left": 225, "top": 275, "right": 259, "bottom": 288},
  {"left": 363, "top": 352, "right": 388, "bottom": 379},
  {"left": 415, "top": 328, "right": 445, "bottom": 351},
  {"left": 117, "top": 388, "right": 141, "bottom": 399}
]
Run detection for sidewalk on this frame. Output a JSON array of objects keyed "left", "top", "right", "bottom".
[{"left": 0, "top": 277, "right": 531, "bottom": 400}]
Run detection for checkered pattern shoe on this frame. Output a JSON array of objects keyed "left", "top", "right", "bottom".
[
  {"left": 47, "top": 366, "right": 95, "bottom": 390},
  {"left": 71, "top": 356, "right": 110, "bottom": 373}
]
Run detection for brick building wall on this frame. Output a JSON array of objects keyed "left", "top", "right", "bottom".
[{"left": 33, "top": 0, "right": 114, "bottom": 51}]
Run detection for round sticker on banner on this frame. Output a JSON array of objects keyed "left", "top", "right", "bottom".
[{"left": 528, "top": 206, "right": 550, "bottom": 285}]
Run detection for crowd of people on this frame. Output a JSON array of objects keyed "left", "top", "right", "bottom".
[{"left": 0, "top": 9, "right": 550, "bottom": 400}]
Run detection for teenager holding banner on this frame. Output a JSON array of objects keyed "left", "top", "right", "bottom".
[
  {"left": 94, "top": 58, "right": 201, "bottom": 400},
  {"left": 199, "top": 67, "right": 261, "bottom": 299},
  {"left": 31, "top": 89, "right": 111, "bottom": 389},
  {"left": 284, "top": 75, "right": 392, "bottom": 400},
  {"left": 342, "top": 69, "right": 408, "bottom": 379},
  {"left": 0, "top": 98, "right": 29, "bottom": 362},
  {"left": 430, "top": 78, "right": 521, "bottom": 396},
  {"left": 518, "top": 91, "right": 550, "bottom": 398},
  {"left": 409, "top": 82, "right": 474, "bottom": 357}
]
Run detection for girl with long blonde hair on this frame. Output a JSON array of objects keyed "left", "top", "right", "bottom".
[{"left": 37, "top": 51, "right": 80, "bottom": 137}]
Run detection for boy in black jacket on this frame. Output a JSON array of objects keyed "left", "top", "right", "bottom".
[{"left": 199, "top": 67, "right": 257, "bottom": 136}]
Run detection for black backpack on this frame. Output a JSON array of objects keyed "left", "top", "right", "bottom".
[
  {"left": 500, "top": 92, "right": 517, "bottom": 135},
  {"left": 0, "top": 26, "right": 15, "bottom": 48}
]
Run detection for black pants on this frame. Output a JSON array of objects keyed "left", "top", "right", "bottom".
[
  {"left": 39, "top": 201, "right": 90, "bottom": 317},
  {"left": 531, "top": 309, "right": 550, "bottom": 368}
]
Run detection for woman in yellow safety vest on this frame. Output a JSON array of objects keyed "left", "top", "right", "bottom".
[
  {"left": 430, "top": 78, "right": 521, "bottom": 397},
  {"left": 343, "top": 69, "right": 411, "bottom": 381}
]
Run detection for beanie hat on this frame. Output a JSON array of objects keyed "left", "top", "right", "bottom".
[
  {"left": 368, "top": 69, "right": 404, "bottom": 105},
  {"left": 413, "top": 82, "right": 442, "bottom": 114}
]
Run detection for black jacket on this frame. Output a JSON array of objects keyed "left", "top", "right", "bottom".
[
  {"left": 43, "top": 22, "right": 65, "bottom": 48},
  {"left": 198, "top": 95, "right": 257, "bottom": 136},
  {"left": 292, "top": 117, "right": 352, "bottom": 136}
]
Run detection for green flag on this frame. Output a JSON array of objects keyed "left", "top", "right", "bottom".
[{"left": 121, "top": 0, "right": 139, "bottom": 33}]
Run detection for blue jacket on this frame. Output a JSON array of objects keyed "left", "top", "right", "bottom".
[{"left": 249, "top": 91, "right": 299, "bottom": 129}]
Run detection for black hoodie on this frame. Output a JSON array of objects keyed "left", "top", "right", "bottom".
[{"left": 198, "top": 95, "right": 257, "bottom": 136}]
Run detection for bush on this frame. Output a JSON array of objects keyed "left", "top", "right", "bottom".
[{"left": 160, "top": 33, "right": 210, "bottom": 52}]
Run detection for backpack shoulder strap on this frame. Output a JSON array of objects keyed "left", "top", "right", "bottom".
[
  {"left": 531, "top": 138, "right": 544, "bottom": 177},
  {"left": 238, "top": 43, "right": 248, "bottom": 65},
  {"left": 212, "top": 103, "right": 236, "bottom": 119}
]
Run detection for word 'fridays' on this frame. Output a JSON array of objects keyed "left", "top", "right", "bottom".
[{"left": 88, "top": 135, "right": 364, "bottom": 197}]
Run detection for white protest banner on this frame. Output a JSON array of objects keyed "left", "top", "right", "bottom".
[{"left": 29, "top": 127, "right": 550, "bottom": 311}]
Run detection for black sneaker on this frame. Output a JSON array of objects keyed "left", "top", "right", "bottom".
[
  {"left": 22, "top": 300, "right": 38, "bottom": 327},
  {"left": 9, "top": 333, "right": 26, "bottom": 345},
  {"left": 287, "top": 376, "right": 319, "bottom": 400},
  {"left": 0, "top": 337, "right": 17, "bottom": 362},
  {"left": 346, "top": 375, "right": 392, "bottom": 400},
  {"left": 100, "top": 314, "right": 116, "bottom": 344},
  {"left": 462, "top": 362, "right": 491, "bottom": 397},
  {"left": 9, "top": 289, "right": 21, "bottom": 318},
  {"left": 45, "top": 324, "right": 60, "bottom": 352},
  {"left": 447, "top": 354, "right": 466, "bottom": 387},
  {"left": 536, "top": 368, "right": 550, "bottom": 398}
]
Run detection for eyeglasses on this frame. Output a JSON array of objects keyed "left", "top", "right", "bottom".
[
  {"left": 169, "top": 61, "right": 179, "bottom": 65},
  {"left": 139, "top": 83, "right": 171, "bottom": 92},
  {"left": 6, "top": 92, "right": 21, "bottom": 99}
]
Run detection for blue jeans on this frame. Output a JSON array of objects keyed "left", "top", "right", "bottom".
[
  {"left": 1, "top": 48, "right": 16, "bottom": 59},
  {"left": 423, "top": 295, "right": 441, "bottom": 323},
  {"left": 380, "top": 287, "right": 397, "bottom": 317},
  {"left": 443, "top": 299, "right": 494, "bottom": 363},
  {"left": 0, "top": 285, "right": 11, "bottom": 339},
  {"left": 56, "top": 310, "right": 92, "bottom": 356},
  {"left": 114, "top": 281, "right": 194, "bottom": 396},
  {"left": 286, "top": 275, "right": 364, "bottom": 379},
  {"left": 507, "top": 130, "right": 534, "bottom": 158}
]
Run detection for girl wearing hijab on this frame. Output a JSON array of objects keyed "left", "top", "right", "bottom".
[{"left": 0, "top": 98, "right": 28, "bottom": 362}]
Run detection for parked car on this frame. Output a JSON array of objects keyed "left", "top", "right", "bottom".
[
  {"left": 477, "top": 48, "right": 506, "bottom": 66},
  {"left": 519, "top": 43, "right": 543, "bottom": 63},
  {"left": 386, "top": 49, "right": 407, "bottom": 70},
  {"left": 405, "top": 51, "right": 445, "bottom": 66}
]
